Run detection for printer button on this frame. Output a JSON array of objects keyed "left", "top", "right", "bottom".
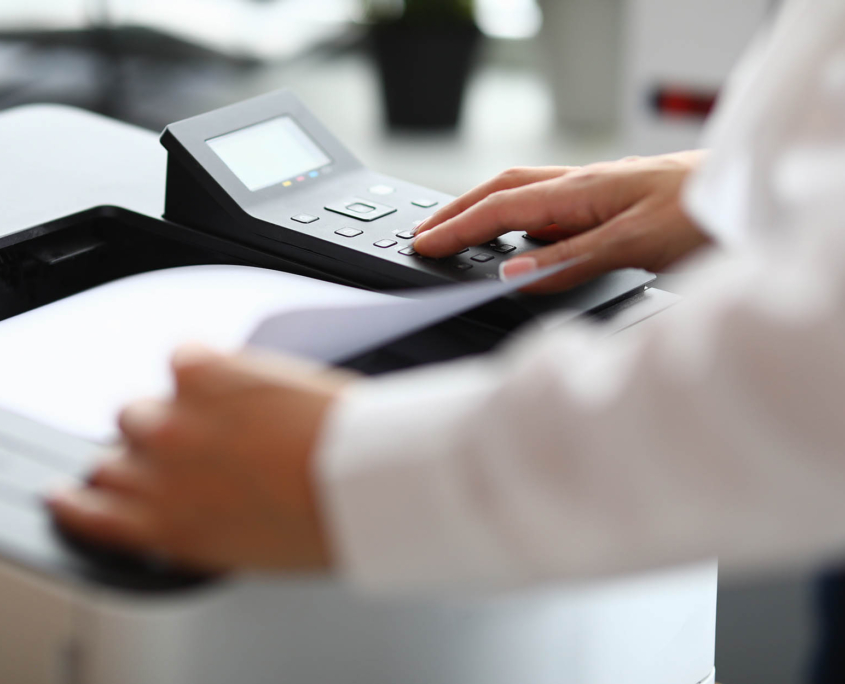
[
  {"left": 471, "top": 254, "right": 495, "bottom": 263},
  {"left": 335, "top": 227, "right": 363, "bottom": 238},
  {"left": 292, "top": 214, "right": 319, "bottom": 224},
  {"left": 346, "top": 202, "right": 376, "bottom": 215},
  {"left": 325, "top": 198, "right": 397, "bottom": 222},
  {"left": 412, "top": 199, "right": 439, "bottom": 209},
  {"left": 490, "top": 243, "right": 517, "bottom": 254},
  {"left": 374, "top": 239, "right": 398, "bottom": 249}
]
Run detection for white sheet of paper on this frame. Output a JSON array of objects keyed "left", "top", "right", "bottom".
[
  {"left": 0, "top": 260, "right": 581, "bottom": 443},
  {"left": 0, "top": 265, "right": 390, "bottom": 442},
  {"left": 248, "top": 258, "right": 585, "bottom": 362}
]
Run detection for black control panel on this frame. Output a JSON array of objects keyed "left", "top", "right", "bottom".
[{"left": 161, "top": 90, "right": 654, "bottom": 321}]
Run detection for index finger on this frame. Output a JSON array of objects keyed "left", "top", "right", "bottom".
[
  {"left": 415, "top": 166, "right": 574, "bottom": 237},
  {"left": 414, "top": 177, "right": 573, "bottom": 257}
]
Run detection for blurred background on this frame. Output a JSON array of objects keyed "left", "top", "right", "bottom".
[{"left": 0, "top": 0, "right": 815, "bottom": 682}]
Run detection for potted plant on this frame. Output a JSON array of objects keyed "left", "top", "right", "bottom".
[{"left": 366, "top": 0, "right": 480, "bottom": 130}]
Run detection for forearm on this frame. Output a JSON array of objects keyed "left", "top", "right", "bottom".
[{"left": 317, "top": 240, "right": 845, "bottom": 590}]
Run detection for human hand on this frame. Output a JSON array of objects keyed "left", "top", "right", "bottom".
[
  {"left": 48, "top": 345, "right": 356, "bottom": 573},
  {"left": 413, "top": 152, "right": 710, "bottom": 293}
]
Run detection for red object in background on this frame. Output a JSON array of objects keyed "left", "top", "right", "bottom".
[{"left": 651, "top": 86, "right": 719, "bottom": 119}]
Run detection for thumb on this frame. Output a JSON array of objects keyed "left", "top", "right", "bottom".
[
  {"left": 174, "top": 344, "right": 341, "bottom": 400},
  {"left": 172, "top": 343, "right": 222, "bottom": 370},
  {"left": 171, "top": 344, "right": 254, "bottom": 399}
]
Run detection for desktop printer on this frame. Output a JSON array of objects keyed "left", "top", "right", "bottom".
[{"left": 0, "top": 96, "right": 716, "bottom": 684}]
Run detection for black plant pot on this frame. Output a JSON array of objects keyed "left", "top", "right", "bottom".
[{"left": 371, "top": 23, "right": 481, "bottom": 131}]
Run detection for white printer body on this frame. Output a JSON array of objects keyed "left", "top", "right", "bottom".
[
  {"left": 0, "top": 105, "right": 718, "bottom": 684},
  {"left": 1, "top": 555, "right": 717, "bottom": 684}
]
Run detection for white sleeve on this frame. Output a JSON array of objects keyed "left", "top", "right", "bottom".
[
  {"left": 316, "top": 219, "right": 845, "bottom": 590},
  {"left": 685, "top": 0, "right": 845, "bottom": 247},
  {"left": 316, "top": 0, "right": 845, "bottom": 591}
]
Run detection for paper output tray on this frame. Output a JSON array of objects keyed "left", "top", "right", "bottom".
[{"left": 0, "top": 206, "right": 506, "bottom": 374}]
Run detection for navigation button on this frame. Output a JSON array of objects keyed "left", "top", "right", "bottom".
[
  {"left": 412, "top": 199, "right": 438, "bottom": 209},
  {"left": 396, "top": 230, "right": 416, "bottom": 240},
  {"left": 471, "top": 254, "right": 495, "bottom": 263},
  {"left": 399, "top": 247, "right": 417, "bottom": 256},
  {"left": 374, "top": 239, "right": 397, "bottom": 248},
  {"left": 346, "top": 202, "right": 376, "bottom": 214},
  {"left": 454, "top": 263, "right": 473, "bottom": 271},
  {"left": 335, "top": 227, "right": 363, "bottom": 238},
  {"left": 325, "top": 197, "right": 398, "bottom": 222},
  {"left": 292, "top": 214, "right": 319, "bottom": 224},
  {"left": 369, "top": 184, "right": 396, "bottom": 196}
]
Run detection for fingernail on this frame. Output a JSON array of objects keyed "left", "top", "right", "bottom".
[
  {"left": 413, "top": 219, "right": 430, "bottom": 235},
  {"left": 121, "top": 401, "right": 169, "bottom": 439},
  {"left": 46, "top": 487, "right": 94, "bottom": 512},
  {"left": 44, "top": 488, "right": 69, "bottom": 507},
  {"left": 499, "top": 257, "right": 538, "bottom": 281}
]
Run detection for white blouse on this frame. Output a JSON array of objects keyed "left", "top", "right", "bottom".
[{"left": 317, "top": 0, "right": 845, "bottom": 591}]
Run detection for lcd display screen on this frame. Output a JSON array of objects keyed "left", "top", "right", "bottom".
[{"left": 207, "top": 116, "right": 332, "bottom": 192}]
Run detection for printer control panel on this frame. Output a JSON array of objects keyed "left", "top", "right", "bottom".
[
  {"left": 161, "top": 89, "right": 653, "bottom": 309},
  {"left": 247, "top": 170, "right": 545, "bottom": 286},
  {"left": 161, "top": 90, "right": 552, "bottom": 289}
]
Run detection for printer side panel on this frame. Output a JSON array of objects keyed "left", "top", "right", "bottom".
[
  {"left": 0, "top": 560, "right": 78, "bottom": 684},
  {"left": 72, "top": 565, "right": 717, "bottom": 684}
]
